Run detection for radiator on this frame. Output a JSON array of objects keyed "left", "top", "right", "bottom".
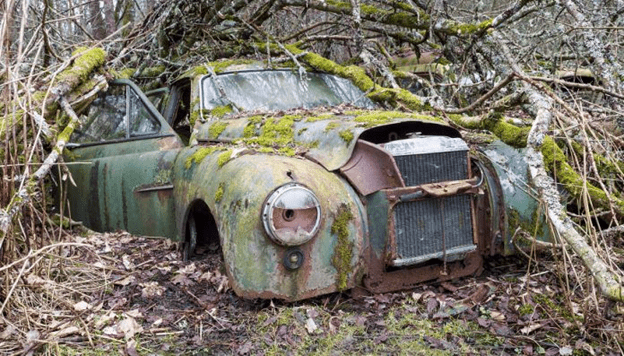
[{"left": 383, "top": 136, "right": 475, "bottom": 266}]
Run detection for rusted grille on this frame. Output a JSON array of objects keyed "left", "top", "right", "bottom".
[
  {"left": 386, "top": 138, "right": 475, "bottom": 266},
  {"left": 394, "top": 150, "right": 468, "bottom": 186},
  {"left": 393, "top": 195, "right": 474, "bottom": 266}
]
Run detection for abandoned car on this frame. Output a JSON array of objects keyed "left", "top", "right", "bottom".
[{"left": 61, "top": 63, "right": 540, "bottom": 301}]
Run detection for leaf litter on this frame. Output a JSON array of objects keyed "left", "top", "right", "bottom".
[{"left": 0, "top": 231, "right": 623, "bottom": 355}]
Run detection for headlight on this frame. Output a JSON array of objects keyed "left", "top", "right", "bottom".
[{"left": 262, "top": 183, "right": 321, "bottom": 246}]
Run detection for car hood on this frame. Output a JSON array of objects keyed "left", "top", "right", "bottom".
[{"left": 194, "top": 109, "right": 460, "bottom": 171}]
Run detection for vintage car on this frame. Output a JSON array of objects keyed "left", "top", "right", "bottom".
[{"left": 61, "top": 63, "right": 540, "bottom": 301}]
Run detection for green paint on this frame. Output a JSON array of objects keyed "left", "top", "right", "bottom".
[
  {"left": 208, "top": 121, "right": 229, "bottom": 139},
  {"left": 184, "top": 147, "right": 223, "bottom": 169},
  {"left": 217, "top": 149, "right": 233, "bottom": 167},
  {"left": 331, "top": 204, "right": 354, "bottom": 291},
  {"left": 215, "top": 182, "right": 225, "bottom": 203}
]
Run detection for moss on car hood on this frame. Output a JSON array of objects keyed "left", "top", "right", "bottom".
[{"left": 194, "top": 108, "right": 455, "bottom": 171}]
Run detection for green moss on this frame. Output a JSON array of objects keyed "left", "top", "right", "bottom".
[
  {"left": 111, "top": 67, "right": 136, "bottom": 79},
  {"left": 284, "top": 45, "right": 375, "bottom": 92},
  {"left": 305, "top": 113, "right": 334, "bottom": 122},
  {"left": 331, "top": 204, "right": 354, "bottom": 291},
  {"left": 338, "top": 130, "right": 354, "bottom": 145},
  {"left": 445, "top": 18, "right": 493, "bottom": 35},
  {"left": 208, "top": 122, "right": 229, "bottom": 139},
  {"left": 277, "top": 147, "right": 295, "bottom": 156},
  {"left": 215, "top": 182, "right": 225, "bottom": 203},
  {"left": 490, "top": 120, "right": 529, "bottom": 148},
  {"left": 56, "top": 47, "right": 106, "bottom": 84},
  {"left": 541, "top": 136, "right": 624, "bottom": 216},
  {"left": 183, "top": 59, "right": 257, "bottom": 78},
  {"left": 324, "top": 122, "right": 340, "bottom": 132},
  {"left": 351, "top": 110, "right": 402, "bottom": 127},
  {"left": 190, "top": 109, "right": 210, "bottom": 127},
  {"left": 368, "top": 87, "right": 425, "bottom": 111},
  {"left": 185, "top": 147, "right": 223, "bottom": 169},
  {"left": 245, "top": 115, "right": 299, "bottom": 148},
  {"left": 518, "top": 303, "right": 534, "bottom": 316},
  {"left": 217, "top": 149, "right": 233, "bottom": 167},
  {"left": 243, "top": 115, "right": 264, "bottom": 138},
  {"left": 140, "top": 65, "right": 166, "bottom": 77},
  {"left": 210, "top": 104, "right": 234, "bottom": 118}
]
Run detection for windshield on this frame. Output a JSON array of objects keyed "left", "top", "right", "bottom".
[{"left": 200, "top": 70, "right": 375, "bottom": 113}]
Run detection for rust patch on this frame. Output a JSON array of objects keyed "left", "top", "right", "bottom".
[{"left": 339, "top": 140, "right": 405, "bottom": 195}]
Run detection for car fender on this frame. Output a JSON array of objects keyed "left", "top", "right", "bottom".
[{"left": 173, "top": 148, "right": 367, "bottom": 301}]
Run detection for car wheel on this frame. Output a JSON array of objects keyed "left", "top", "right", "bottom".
[{"left": 183, "top": 214, "right": 198, "bottom": 261}]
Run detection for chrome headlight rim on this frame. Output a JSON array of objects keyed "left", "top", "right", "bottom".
[{"left": 262, "top": 182, "right": 322, "bottom": 246}]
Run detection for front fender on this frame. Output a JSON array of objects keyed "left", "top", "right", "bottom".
[{"left": 174, "top": 148, "right": 366, "bottom": 301}]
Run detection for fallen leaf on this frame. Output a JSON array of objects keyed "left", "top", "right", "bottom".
[
  {"left": 114, "top": 275, "right": 136, "bottom": 286},
  {"left": 237, "top": 341, "right": 252, "bottom": 355},
  {"left": 117, "top": 317, "right": 143, "bottom": 340},
  {"left": 25, "top": 274, "right": 48, "bottom": 286},
  {"left": 172, "top": 273, "right": 194, "bottom": 286},
  {"left": 0, "top": 325, "right": 16, "bottom": 339},
  {"left": 305, "top": 318, "right": 317, "bottom": 334},
  {"left": 178, "top": 263, "right": 196, "bottom": 274},
  {"left": 140, "top": 282, "right": 165, "bottom": 298},
  {"left": 125, "top": 309, "right": 143, "bottom": 319},
  {"left": 95, "top": 312, "right": 117, "bottom": 329},
  {"left": 520, "top": 323, "right": 543, "bottom": 334},
  {"left": 73, "top": 301, "right": 92, "bottom": 311},
  {"left": 490, "top": 311, "right": 505, "bottom": 321},
  {"left": 126, "top": 339, "right": 139, "bottom": 356},
  {"left": 122, "top": 255, "right": 134, "bottom": 270},
  {"left": 197, "top": 271, "right": 213, "bottom": 282}
]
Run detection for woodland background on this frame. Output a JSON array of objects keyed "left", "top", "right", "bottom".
[{"left": 2, "top": 0, "right": 624, "bottom": 354}]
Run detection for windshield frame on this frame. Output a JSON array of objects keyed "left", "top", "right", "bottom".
[{"left": 198, "top": 69, "right": 373, "bottom": 121}]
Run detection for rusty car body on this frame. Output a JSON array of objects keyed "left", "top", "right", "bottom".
[{"left": 61, "top": 63, "right": 542, "bottom": 301}]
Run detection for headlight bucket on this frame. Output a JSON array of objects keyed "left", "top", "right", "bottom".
[{"left": 262, "top": 183, "right": 322, "bottom": 246}]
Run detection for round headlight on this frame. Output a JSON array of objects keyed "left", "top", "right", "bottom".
[{"left": 262, "top": 183, "right": 322, "bottom": 246}]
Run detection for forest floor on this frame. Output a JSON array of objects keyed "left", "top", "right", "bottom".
[{"left": 4, "top": 230, "right": 624, "bottom": 355}]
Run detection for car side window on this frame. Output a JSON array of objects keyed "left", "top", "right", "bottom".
[
  {"left": 129, "top": 88, "right": 161, "bottom": 136},
  {"left": 71, "top": 83, "right": 161, "bottom": 143}
]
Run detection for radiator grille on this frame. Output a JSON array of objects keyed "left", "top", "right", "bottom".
[
  {"left": 393, "top": 195, "right": 474, "bottom": 266},
  {"left": 394, "top": 150, "right": 468, "bottom": 186},
  {"left": 385, "top": 137, "right": 475, "bottom": 266}
]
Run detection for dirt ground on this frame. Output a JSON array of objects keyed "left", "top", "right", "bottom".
[{"left": 1, "top": 231, "right": 623, "bottom": 355}]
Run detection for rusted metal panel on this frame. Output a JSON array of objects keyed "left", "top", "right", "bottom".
[{"left": 340, "top": 140, "right": 405, "bottom": 196}]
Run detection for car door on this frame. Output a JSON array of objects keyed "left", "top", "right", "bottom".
[{"left": 63, "top": 79, "right": 184, "bottom": 239}]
